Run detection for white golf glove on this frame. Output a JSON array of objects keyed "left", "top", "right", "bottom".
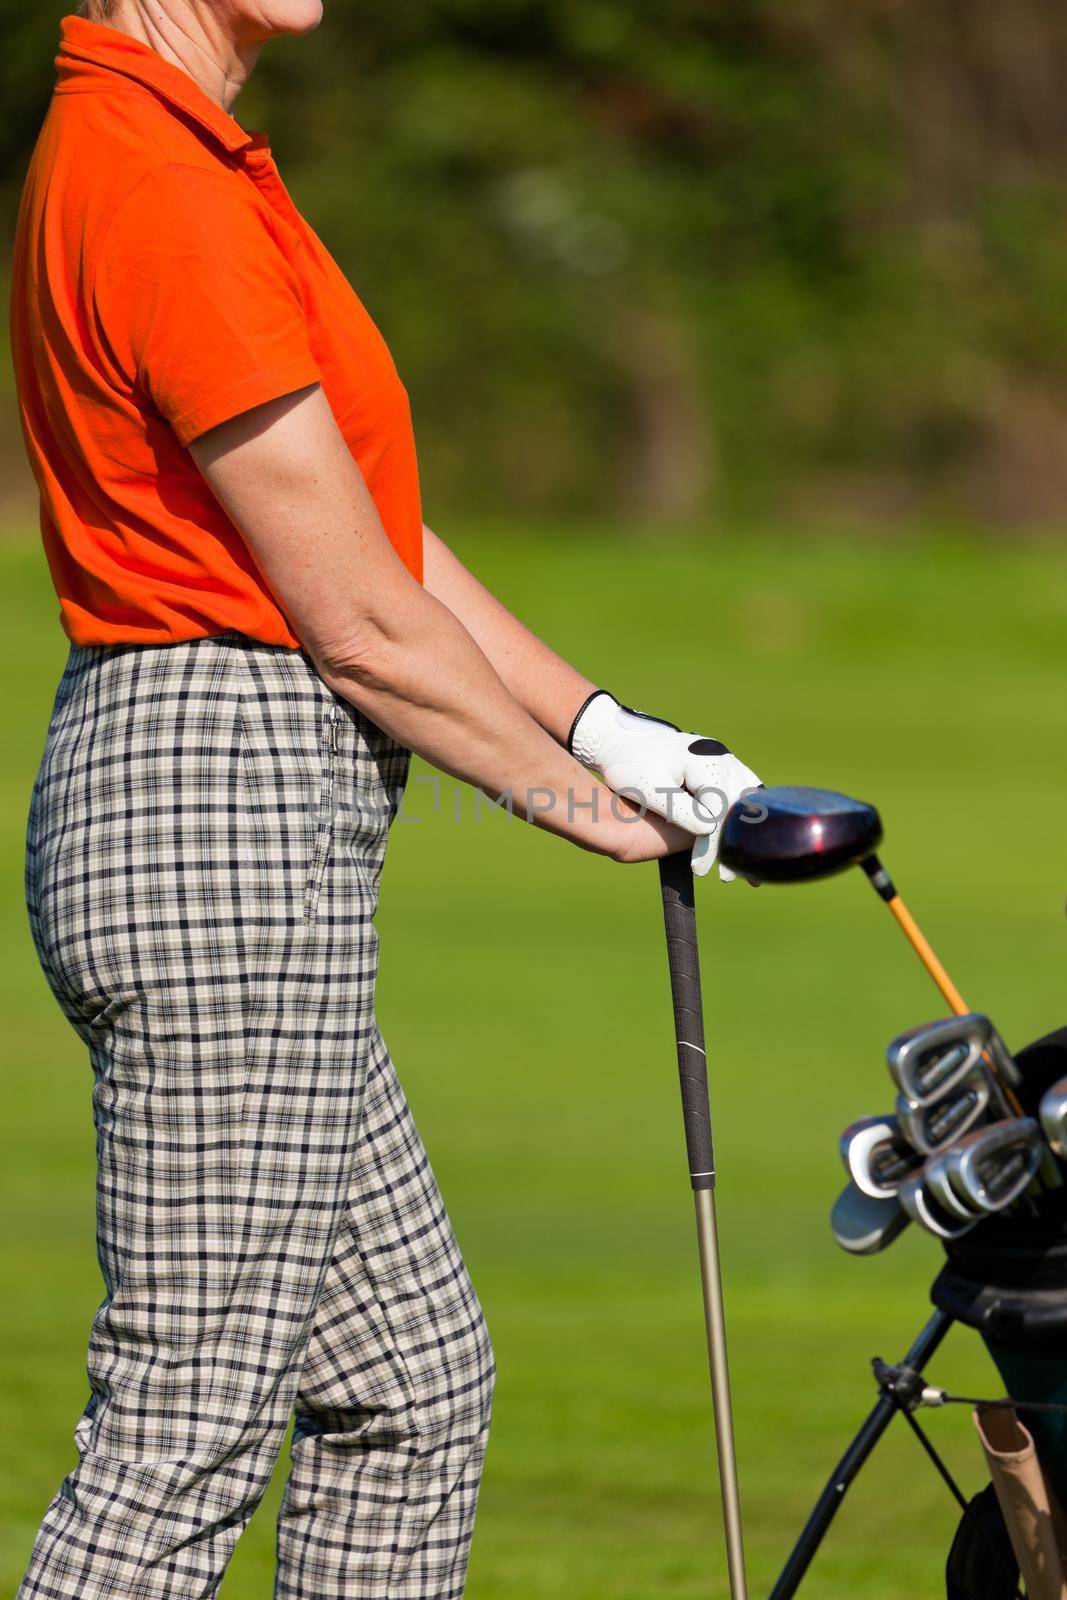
[{"left": 568, "top": 691, "right": 761, "bottom": 880}]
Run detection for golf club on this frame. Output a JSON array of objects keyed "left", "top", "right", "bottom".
[
  {"left": 886, "top": 1014, "right": 1020, "bottom": 1109},
  {"left": 898, "top": 1170, "right": 978, "bottom": 1239},
  {"left": 886, "top": 1022, "right": 978, "bottom": 1105},
  {"left": 894, "top": 1073, "right": 993, "bottom": 1156},
  {"left": 923, "top": 1149, "right": 986, "bottom": 1222},
  {"left": 839, "top": 1114, "right": 922, "bottom": 1198},
  {"left": 830, "top": 1181, "right": 911, "bottom": 1254},
  {"left": 942, "top": 1118, "right": 1045, "bottom": 1214},
  {"left": 719, "top": 787, "right": 1025, "bottom": 1116},
  {"left": 658, "top": 852, "right": 747, "bottom": 1600},
  {"left": 1039, "top": 1075, "right": 1067, "bottom": 1159}
]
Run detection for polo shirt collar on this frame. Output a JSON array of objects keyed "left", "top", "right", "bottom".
[{"left": 57, "top": 15, "right": 255, "bottom": 155}]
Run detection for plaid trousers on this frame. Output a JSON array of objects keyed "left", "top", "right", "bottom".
[{"left": 20, "top": 636, "right": 494, "bottom": 1600}]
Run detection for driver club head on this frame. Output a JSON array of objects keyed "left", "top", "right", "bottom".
[
  {"left": 830, "top": 1182, "right": 911, "bottom": 1255},
  {"left": 1039, "top": 1076, "right": 1067, "bottom": 1160},
  {"left": 719, "top": 786, "right": 882, "bottom": 885},
  {"left": 839, "top": 1114, "right": 923, "bottom": 1198},
  {"left": 943, "top": 1118, "right": 1044, "bottom": 1214}
]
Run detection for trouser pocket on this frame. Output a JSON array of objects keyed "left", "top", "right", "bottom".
[{"left": 304, "top": 704, "right": 340, "bottom": 926}]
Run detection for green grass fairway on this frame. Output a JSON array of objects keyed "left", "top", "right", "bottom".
[{"left": 3, "top": 526, "right": 1067, "bottom": 1598}]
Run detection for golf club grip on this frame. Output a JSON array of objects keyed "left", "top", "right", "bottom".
[{"left": 659, "top": 852, "right": 716, "bottom": 1191}]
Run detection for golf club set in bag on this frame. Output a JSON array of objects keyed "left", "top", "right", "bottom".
[
  {"left": 658, "top": 787, "right": 1067, "bottom": 1600},
  {"left": 836, "top": 1012, "right": 1066, "bottom": 1252}
]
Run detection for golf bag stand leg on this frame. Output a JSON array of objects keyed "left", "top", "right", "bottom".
[
  {"left": 658, "top": 852, "right": 748, "bottom": 1600},
  {"left": 768, "top": 1309, "right": 954, "bottom": 1600}
]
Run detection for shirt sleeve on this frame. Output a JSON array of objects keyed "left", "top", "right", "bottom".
[{"left": 91, "top": 162, "right": 322, "bottom": 446}]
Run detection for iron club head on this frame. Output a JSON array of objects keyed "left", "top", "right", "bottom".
[
  {"left": 719, "top": 786, "right": 882, "bottom": 885},
  {"left": 839, "top": 1114, "right": 923, "bottom": 1198},
  {"left": 923, "top": 1149, "right": 986, "bottom": 1222},
  {"left": 1039, "top": 1076, "right": 1067, "bottom": 1160},
  {"left": 899, "top": 1170, "right": 978, "bottom": 1239},
  {"left": 830, "top": 1182, "right": 911, "bottom": 1255},
  {"left": 886, "top": 1015, "right": 992, "bottom": 1106},
  {"left": 942, "top": 1118, "right": 1044, "bottom": 1214},
  {"left": 894, "top": 1073, "right": 992, "bottom": 1156}
]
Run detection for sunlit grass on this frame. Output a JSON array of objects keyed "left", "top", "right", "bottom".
[{"left": 3, "top": 524, "right": 1066, "bottom": 1597}]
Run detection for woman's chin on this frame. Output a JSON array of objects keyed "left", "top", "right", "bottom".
[{"left": 263, "top": 0, "right": 324, "bottom": 37}]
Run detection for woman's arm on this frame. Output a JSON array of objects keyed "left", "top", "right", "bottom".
[
  {"left": 422, "top": 524, "right": 595, "bottom": 746},
  {"left": 422, "top": 523, "right": 763, "bottom": 880},
  {"left": 191, "top": 384, "right": 688, "bottom": 863}
]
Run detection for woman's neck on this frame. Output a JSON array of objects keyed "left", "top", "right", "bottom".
[{"left": 103, "top": 2, "right": 261, "bottom": 112}]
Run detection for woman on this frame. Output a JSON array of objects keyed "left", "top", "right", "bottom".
[{"left": 11, "top": 3, "right": 760, "bottom": 1596}]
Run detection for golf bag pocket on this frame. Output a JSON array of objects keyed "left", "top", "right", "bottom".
[{"left": 974, "top": 1406, "right": 1067, "bottom": 1599}]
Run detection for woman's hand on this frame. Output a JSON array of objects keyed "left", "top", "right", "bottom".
[
  {"left": 570, "top": 692, "right": 761, "bottom": 879},
  {"left": 605, "top": 800, "right": 694, "bottom": 865}
]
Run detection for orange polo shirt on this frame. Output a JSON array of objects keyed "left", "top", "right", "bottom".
[{"left": 11, "top": 17, "right": 424, "bottom": 648}]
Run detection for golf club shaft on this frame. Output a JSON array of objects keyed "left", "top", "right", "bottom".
[
  {"left": 862, "top": 856, "right": 1024, "bottom": 1118},
  {"left": 884, "top": 894, "right": 968, "bottom": 1015},
  {"left": 695, "top": 1186, "right": 749, "bottom": 1600},
  {"left": 659, "top": 852, "right": 748, "bottom": 1600}
]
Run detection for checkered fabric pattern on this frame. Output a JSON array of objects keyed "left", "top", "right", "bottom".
[{"left": 20, "top": 636, "right": 494, "bottom": 1600}]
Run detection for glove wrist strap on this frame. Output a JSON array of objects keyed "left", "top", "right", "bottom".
[{"left": 567, "top": 690, "right": 618, "bottom": 763}]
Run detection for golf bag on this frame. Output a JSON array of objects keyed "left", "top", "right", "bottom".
[
  {"left": 655, "top": 813, "right": 1067, "bottom": 1600},
  {"left": 945, "top": 1484, "right": 1021, "bottom": 1600},
  {"left": 753, "top": 1024, "right": 1067, "bottom": 1600},
  {"left": 934, "top": 1026, "right": 1067, "bottom": 1512}
]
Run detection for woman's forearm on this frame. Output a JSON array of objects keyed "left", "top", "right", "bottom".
[
  {"left": 422, "top": 524, "right": 597, "bottom": 746},
  {"left": 191, "top": 387, "right": 687, "bottom": 861},
  {"left": 316, "top": 575, "right": 652, "bottom": 852}
]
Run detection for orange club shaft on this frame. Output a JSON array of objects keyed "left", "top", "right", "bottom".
[
  {"left": 861, "top": 857, "right": 1025, "bottom": 1119},
  {"left": 883, "top": 892, "right": 970, "bottom": 1017}
]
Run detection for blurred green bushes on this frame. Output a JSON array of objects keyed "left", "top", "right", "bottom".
[{"left": 5, "top": 0, "right": 1067, "bottom": 528}]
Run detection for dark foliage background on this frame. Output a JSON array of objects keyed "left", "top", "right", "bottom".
[{"left": 4, "top": 1, "right": 1067, "bottom": 527}]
